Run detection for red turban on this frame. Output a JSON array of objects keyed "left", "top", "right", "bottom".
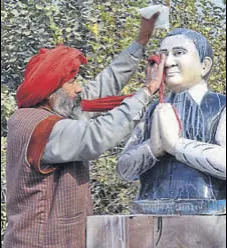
[{"left": 16, "top": 45, "right": 87, "bottom": 108}]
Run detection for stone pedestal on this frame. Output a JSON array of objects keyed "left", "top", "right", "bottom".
[{"left": 86, "top": 215, "right": 226, "bottom": 248}]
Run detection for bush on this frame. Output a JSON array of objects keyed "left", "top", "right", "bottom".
[{"left": 1, "top": 86, "right": 16, "bottom": 240}]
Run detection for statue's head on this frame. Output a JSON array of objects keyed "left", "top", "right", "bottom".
[{"left": 159, "top": 28, "right": 213, "bottom": 92}]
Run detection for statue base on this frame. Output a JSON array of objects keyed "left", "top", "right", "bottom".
[
  {"left": 86, "top": 215, "right": 226, "bottom": 248},
  {"left": 131, "top": 199, "right": 226, "bottom": 215}
]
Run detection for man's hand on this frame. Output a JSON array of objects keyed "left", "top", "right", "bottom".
[
  {"left": 155, "top": 103, "right": 181, "bottom": 155},
  {"left": 144, "top": 53, "right": 165, "bottom": 95},
  {"left": 150, "top": 108, "right": 166, "bottom": 157},
  {"left": 136, "top": 12, "right": 160, "bottom": 46}
]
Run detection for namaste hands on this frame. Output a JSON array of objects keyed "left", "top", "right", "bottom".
[{"left": 150, "top": 103, "right": 182, "bottom": 157}]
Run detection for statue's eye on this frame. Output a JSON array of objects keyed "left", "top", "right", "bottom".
[{"left": 174, "top": 49, "right": 186, "bottom": 56}]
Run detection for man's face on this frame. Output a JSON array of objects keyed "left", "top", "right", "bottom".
[
  {"left": 159, "top": 35, "right": 203, "bottom": 92},
  {"left": 50, "top": 79, "right": 84, "bottom": 120},
  {"left": 61, "top": 79, "right": 82, "bottom": 97}
]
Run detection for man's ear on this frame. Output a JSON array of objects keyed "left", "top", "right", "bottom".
[
  {"left": 201, "top": 57, "right": 213, "bottom": 77},
  {"left": 46, "top": 94, "right": 55, "bottom": 108}
]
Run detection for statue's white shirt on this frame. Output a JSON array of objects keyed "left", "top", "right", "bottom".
[{"left": 188, "top": 80, "right": 208, "bottom": 104}]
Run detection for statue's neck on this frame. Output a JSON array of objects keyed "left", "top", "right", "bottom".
[{"left": 171, "top": 80, "right": 208, "bottom": 105}]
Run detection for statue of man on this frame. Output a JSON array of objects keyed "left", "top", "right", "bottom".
[{"left": 117, "top": 28, "right": 226, "bottom": 215}]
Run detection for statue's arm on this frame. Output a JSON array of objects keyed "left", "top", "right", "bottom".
[
  {"left": 175, "top": 107, "right": 226, "bottom": 180},
  {"left": 117, "top": 118, "right": 158, "bottom": 181}
]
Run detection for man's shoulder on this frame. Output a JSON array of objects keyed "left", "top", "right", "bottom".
[
  {"left": 208, "top": 91, "right": 226, "bottom": 98},
  {"left": 8, "top": 108, "right": 59, "bottom": 127},
  {"left": 10, "top": 108, "right": 56, "bottom": 119},
  {"left": 206, "top": 91, "right": 226, "bottom": 106},
  {"left": 8, "top": 108, "right": 63, "bottom": 142}
]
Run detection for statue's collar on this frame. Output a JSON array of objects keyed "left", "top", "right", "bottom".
[
  {"left": 169, "top": 81, "right": 208, "bottom": 105},
  {"left": 188, "top": 81, "right": 208, "bottom": 104}
]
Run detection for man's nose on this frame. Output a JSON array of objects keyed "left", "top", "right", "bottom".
[
  {"left": 74, "top": 85, "right": 82, "bottom": 94},
  {"left": 165, "top": 54, "right": 176, "bottom": 68}
]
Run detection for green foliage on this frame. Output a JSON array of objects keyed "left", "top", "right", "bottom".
[
  {"left": 85, "top": 0, "right": 154, "bottom": 94},
  {"left": 1, "top": 0, "right": 226, "bottom": 241},
  {"left": 1, "top": 137, "right": 7, "bottom": 241},
  {"left": 1, "top": 0, "right": 90, "bottom": 90},
  {"left": 1, "top": 87, "right": 15, "bottom": 240},
  {"left": 90, "top": 150, "right": 139, "bottom": 215},
  {"left": 1, "top": 85, "right": 16, "bottom": 137}
]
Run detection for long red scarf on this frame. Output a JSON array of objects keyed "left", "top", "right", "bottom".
[
  {"left": 81, "top": 94, "right": 134, "bottom": 112},
  {"left": 81, "top": 54, "right": 182, "bottom": 133}
]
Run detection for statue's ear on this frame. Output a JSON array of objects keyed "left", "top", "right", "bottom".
[{"left": 201, "top": 57, "right": 213, "bottom": 77}]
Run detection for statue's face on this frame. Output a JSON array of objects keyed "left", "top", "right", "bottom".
[{"left": 159, "top": 35, "right": 203, "bottom": 92}]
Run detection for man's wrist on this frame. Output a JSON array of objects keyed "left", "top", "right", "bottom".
[
  {"left": 133, "top": 88, "right": 153, "bottom": 106},
  {"left": 127, "top": 40, "right": 145, "bottom": 58},
  {"left": 143, "top": 85, "right": 158, "bottom": 96},
  {"left": 136, "top": 37, "right": 149, "bottom": 46}
]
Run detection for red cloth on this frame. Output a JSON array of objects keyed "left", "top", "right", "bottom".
[
  {"left": 147, "top": 54, "right": 161, "bottom": 64},
  {"left": 16, "top": 45, "right": 87, "bottom": 108},
  {"left": 81, "top": 94, "right": 134, "bottom": 112}
]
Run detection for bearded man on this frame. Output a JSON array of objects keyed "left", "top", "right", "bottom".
[{"left": 3, "top": 13, "right": 165, "bottom": 248}]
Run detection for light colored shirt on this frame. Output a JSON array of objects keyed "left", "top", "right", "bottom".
[{"left": 42, "top": 41, "right": 154, "bottom": 163}]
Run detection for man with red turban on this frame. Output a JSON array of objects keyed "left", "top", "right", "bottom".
[{"left": 4, "top": 13, "right": 165, "bottom": 248}]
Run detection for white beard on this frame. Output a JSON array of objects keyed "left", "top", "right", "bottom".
[{"left": 51, "top": 88, "right": 84, "bottom": 120}]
